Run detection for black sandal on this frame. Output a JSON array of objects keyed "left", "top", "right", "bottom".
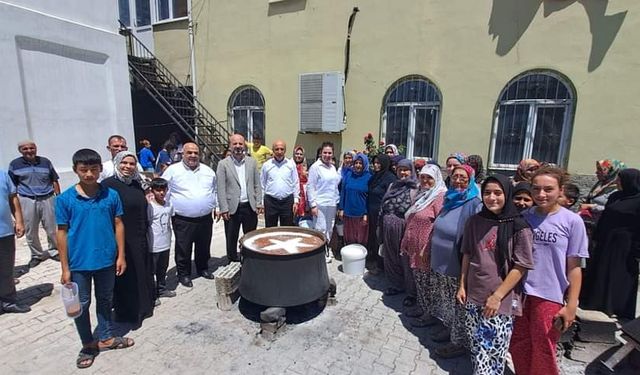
[
  {"left": 76, "top": 347, "right": 98, "bottom": 369},
  {"left": 99, "top": 336, "right": 135, "bottom": 351}
]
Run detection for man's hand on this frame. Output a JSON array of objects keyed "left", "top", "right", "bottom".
[
  {"left": 311, "top": 207, "right": 318, "bottom": 217},
  {"left": 221, "top": 212, "right": 230, "bottom": 221},
  {"left": 257, "top": 207, "right": 264, "bottom": 216},
  {"left": 14, "top": 221, "right": 25, "bottom": 238},
  {"left": 60, "top": 269, "right": 71, "bottom": 285},
  {"left": 337, "top": 210, "right": 344, "bottom": 220},
  {"left": 292, "top": 203, "right": 299, "bottom": 214},
  {"left": 115, "top": 256, "right": 127, "bottom": 276}
]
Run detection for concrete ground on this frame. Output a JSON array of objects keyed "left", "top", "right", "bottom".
[{"left": 0, "top": 221, "right": 636, "bottom": 374}]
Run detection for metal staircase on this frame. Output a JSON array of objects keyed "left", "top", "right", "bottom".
[{"left": 118, "top": 21, "right": 230, "bottom": 166}]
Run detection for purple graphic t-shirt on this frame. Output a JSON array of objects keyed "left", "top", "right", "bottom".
[{"left": 522, "top": 206, "right": 589, "bottom": 304}]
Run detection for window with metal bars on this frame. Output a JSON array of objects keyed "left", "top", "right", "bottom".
[
  {"left": 489, "top": 71, "right": 575, "bottom": 170},
  {"left": 381, "top": 76, "right": 441, "bottom": 160},
  {"left": 229, "top": 86, "right": 265, "bottom": 144}
]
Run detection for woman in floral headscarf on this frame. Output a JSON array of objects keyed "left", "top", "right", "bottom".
[
  {"left": 580, "top": 159, "right": 626, "bottom": 223},
  {"left": 444, "top": 152, "right": 467, "bottom": 188},
  {"left": 429, "top": 164, "right": 482, "bottom": 358},
  {"left": 400, "top": 164, "right": 447, "bottom": 325},
  {"left": 102, "top": 151, "right": 155, "bottom": 326},
  {"left": 512, "top": 159, "right": 540, "bottom": 186}
]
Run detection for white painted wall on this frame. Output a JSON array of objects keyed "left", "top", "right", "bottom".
[{"left": 0, "top": 1, "right": 134, "bottom": 189}]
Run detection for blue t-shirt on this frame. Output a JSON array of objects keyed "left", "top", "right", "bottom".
[
  {"left": 0, "top": 170, "right": 17, "bottom": 237},
  {"left": 155, "top": 150, "right": 172, "bottom": 173},
  {"left": 139, "top": 147, "right": 155, "bottom": 169},
  {"left": 55, "top": 184, "right": 123, "bottom": 271}
]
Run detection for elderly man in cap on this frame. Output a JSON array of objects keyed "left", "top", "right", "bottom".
[{"left": 8, "top": 140, "right": 60, "bottom": 268}]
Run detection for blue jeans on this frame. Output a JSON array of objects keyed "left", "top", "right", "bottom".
[{"left": 71, "top": 265, "right": 115, "bottom": 344}]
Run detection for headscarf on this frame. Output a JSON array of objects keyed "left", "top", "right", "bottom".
[
  {"left": 390, "top": 154, "right": 404, "bottom": 170},
  {"left": 513, "top": 182, "right": 532, "bottom": 196},
  {"left": 616, "top": 168, "right": 640, "bottom": 198},
  {"left": 383, "top": 158, "right": 417, "bottom": 201},
  {"left": 467, "top": 155, "right": 485, "bottom": 184},
  {"left": 446, "top": 152, "right": 467, "bottom": 166},
  {"left": 414, "top": 158, "right": 426, "bottom": 172},
  {"left": 352, "top": 153, "right": 370, "bottom": 176},
  {"left": 293, "top": 145, "right": 306, "bottom": 164},
  {"left": 405, "top": 164, "right": 447, "bottom": 218},
  {"left": 113, "top": 151, "right": 147, "bottom": 189},
  {"left": 587, "top": 159, "right": 626, "bottom": 200},
  {"left": 369, "top": 154, "right": 393, "bottom": 188},
  {"left": 341, "top": 150, "right": 357, "bottom": 179},
  {"left": 477, "top": 174, "right": 530, "bottom": 278},
  {"left": 442, "top": 164, "right": 480, "bottom": 212},
  {"left": 514, "top": 159, "right": 540, "bottom": 183},
  {"left": 385, "top": 144, "right": 399, "bottom": 156}
]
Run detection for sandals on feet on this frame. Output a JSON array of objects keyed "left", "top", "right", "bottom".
[
  {"left": 76, "top": 347, "right": 98, "bottom": 369},
  {"left": 99, "top": 336, "right": 135, "bottom": 351}
]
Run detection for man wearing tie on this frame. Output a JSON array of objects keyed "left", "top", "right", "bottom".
[
  {"left": 217, "top": 134, "right": 263, "bottom": 262},
  {"left": 260, "top": 141, "right": 299, "bottom": 227}
]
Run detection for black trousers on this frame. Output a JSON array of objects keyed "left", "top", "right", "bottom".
[
  {"left": 225, "top": 202, "right": 258, "bottom": 260},
  {"left": 152, "top": 250, "right": 170, "bottom": 296},
  {"left": 0, "top": 235, "right": 16, "bottom": 304},
  {"left": 172, "top": 214, "right": 213, "bottom": 278},
  {"left": 264, "top": 194, "right": 294, "bottom": 228}
]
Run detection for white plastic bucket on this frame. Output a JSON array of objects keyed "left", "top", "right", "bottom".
[
  {"left": 340, "top": 244, "right": 368, "bottom": 275},
  {"left": 60, "top": 282, "right": 82, "bottom": 319}
]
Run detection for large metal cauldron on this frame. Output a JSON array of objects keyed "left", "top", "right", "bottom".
[{"left": 239, "top": 226, "right": 330, "bottom": 307}]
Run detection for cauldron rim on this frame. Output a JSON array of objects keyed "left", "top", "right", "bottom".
[{"left": 240, "top": 226, "right": 327, "bottom": 260}]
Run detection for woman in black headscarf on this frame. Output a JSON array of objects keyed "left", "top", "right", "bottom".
[
  {"left": 580, "top": 168, "right": 640, "bottom": 319},
  {"left": 102, "top": 151, "right": 155, "bottom": 326},
  {"left": 457, "top": 174, "right": 534, "bottom": 372},
  {"left": 366, "top": 154, "right": 396, "bottom": 273}
]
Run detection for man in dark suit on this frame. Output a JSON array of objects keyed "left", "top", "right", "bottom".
[{"left": 217, "top": 134, "right": 263, "bottom": 262}]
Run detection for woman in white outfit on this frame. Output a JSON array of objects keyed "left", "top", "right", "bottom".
[{"left": 307, "top": 142, "right": 341, "bottom": 262}]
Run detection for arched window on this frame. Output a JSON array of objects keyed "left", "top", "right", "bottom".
[
  {"left": 489, "top": 71, "right": 575, "bottom": 169},
  {"left": 381, "top": 76, "right": 441, "bottom": 159},
  {"left": 229, "top": 86, "right": 265, "bottom": 143}
]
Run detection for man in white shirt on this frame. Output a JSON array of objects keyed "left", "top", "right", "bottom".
[
  {"left": 216, "top": 134, "right": 262, "bottom": 262},
  {"left": 260, "top": 140, "right": 299, "bottom": 227},
  {"left": 99, "top": 135, "right": 143, "bottom": 182},
  {"left": 162, "top": 142, "right": 217, "bottom": 287}
]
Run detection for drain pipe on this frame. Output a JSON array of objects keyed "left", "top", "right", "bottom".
[{"left": 188, "top": 0, "right": 197, "bottom": 102}]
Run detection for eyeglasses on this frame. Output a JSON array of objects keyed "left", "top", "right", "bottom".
[{"left": 452, "top": 175, "right": 469, "bottom": 182}]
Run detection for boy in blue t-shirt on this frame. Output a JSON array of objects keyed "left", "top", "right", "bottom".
[{"left": 56, "top": 149, "right": 134, "bottom": 369}]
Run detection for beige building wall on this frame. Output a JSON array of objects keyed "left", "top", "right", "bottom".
[
  {"left": 152, "top": 19, "right": 191, "bottom": 84},
  {"left": 189, "top": 0, "right": 638, "bottom": 174}
]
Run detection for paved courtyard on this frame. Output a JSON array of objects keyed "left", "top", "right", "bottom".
[{"left": 0, "top": 221, "right": 634, "bottom": 374}]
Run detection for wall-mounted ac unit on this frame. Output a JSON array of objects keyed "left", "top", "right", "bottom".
[{"left": 299, "top": 72, "right": 345, "bottom": 133}]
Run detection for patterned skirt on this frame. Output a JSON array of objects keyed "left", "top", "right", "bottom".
[
  {"left": 465, "top": 302, "right": 514, "bottom": 375},
  {"left": 413, "top": 269, "right": 431, "bottom": 315},
  {"left": 430, "top": 271, "right": 468, "bottom": 347}
]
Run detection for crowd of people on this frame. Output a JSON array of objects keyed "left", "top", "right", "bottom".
[{"left": 1, "top": 134, "right": 638, "bottom": 373}]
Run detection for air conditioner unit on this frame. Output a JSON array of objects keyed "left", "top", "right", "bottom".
[{"left": 299, "top": 72, "right": 345, "bottom": 133}]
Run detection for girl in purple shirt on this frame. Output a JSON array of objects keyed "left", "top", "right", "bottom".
[{"left": 510, "top": 167, "right": 589, "bottom": 375}]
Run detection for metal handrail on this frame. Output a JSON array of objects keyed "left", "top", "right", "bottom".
[{"left": 118, "top": 20, "right": 230, "bottom": 164}]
